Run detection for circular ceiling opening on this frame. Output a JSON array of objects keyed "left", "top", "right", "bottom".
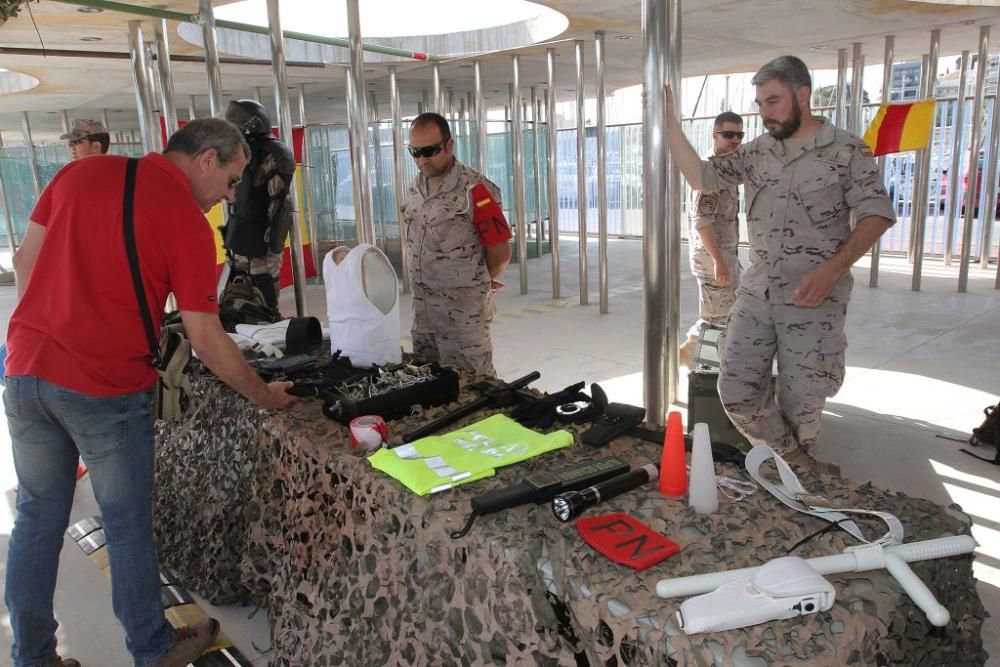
[
  {"left": 0, "top": 68, "right": 39, "bottom": 95},
  {"left": 178, "top": 0, "right": 568, "bottom": 63}
]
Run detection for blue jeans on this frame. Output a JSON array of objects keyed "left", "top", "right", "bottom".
[{"left": 4, "top": 376, "right": 176, "bottom": 667}]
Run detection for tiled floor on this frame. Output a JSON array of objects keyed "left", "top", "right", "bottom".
[{"left": 1, "top": 237, "right": 998, "bottom": 666}]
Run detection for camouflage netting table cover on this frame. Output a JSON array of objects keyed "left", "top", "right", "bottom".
[{"left": 153, "top": 375, "right": 987, "bottom": 666}]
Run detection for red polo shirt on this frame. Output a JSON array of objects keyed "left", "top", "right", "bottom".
[{"left": 5, "top": 152, "right": 219, "bottom": 396}]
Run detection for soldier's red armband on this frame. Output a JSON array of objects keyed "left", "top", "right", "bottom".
[{"left": 470, "top": 183, "right": 512, "bottom": 246}]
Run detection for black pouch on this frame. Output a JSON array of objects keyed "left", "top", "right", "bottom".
[{"left": 581, "top": 402, "right": 647, "bottom": 447}]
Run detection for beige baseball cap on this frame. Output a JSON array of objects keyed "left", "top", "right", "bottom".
[{"left": 60, "top": 118, "right": 108, "bottom": 141}]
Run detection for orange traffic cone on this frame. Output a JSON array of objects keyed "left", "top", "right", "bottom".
[{"left": 658, "top": 410, "right": 687, "bottom": 496}]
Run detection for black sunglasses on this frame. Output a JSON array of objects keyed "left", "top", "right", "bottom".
[
  {"left": 715, "top": 130, "right": 745, "bottom": 140},
  {"left": 407, "top": 141, "right": 446, "bottom": 159}
]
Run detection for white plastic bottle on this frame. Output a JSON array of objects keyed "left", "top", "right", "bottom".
[{"left": 689, "top": 422, "right": 719, "bottom": 514}]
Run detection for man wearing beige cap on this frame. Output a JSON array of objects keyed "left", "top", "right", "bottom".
[{"left": 60, "top": 118, "right": 110, "bottom": 160}]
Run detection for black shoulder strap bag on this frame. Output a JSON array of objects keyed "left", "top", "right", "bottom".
[{"left": 121, "top": 157, "right": 192, "bottom": 420}]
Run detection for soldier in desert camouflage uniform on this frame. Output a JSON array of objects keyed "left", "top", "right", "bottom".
[
  {"left": 403, "top": 113, "right": 512, "bottom": 376},
  {"left": 679, "top": 111, "right": 745, "bottom": 367},
  {"left": 665, "top": 56, "right": 895, "bottom": 459}
]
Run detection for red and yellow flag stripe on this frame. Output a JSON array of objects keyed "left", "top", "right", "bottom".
[{"left": 863, "top": 99, "right": 936, "bottom": 157}]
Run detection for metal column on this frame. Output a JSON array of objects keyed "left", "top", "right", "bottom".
[
  {"left": 433, "top": 64, "right": 442, "bottom": 112},
  {"left": 575, "top": 39, "right": 588, "bottom": 305},
  {"left": 198, "top": 0, "right": 223, "bottom": 116},
  {"left": 187, "top": 95, "right": 196, "bottom": 120},
  {"left": 959, "top": 26, "right": 990, "bottom": 292},
  {"left": 511, "top": 59, "right": 528, "bottom": 295},
  {"left": 100, "top": 108, "right": 111, "bottom": 131},
  {"left": 389, "top": 67, "right": 410, "bottom": 293},
  {"left": 981, "top": 90, "right": 1000, "bottom": 273},
  {"left": 154, "top": 19, "right": 179, "bottom": 138},
  {"left": 945, "top": 50, "right": 970, "bottom": 265},
  {"left": 870, "top": 35, "right": 894, "bottom": 288},
  {"left": 546, "top": 48, "right": 560, "bottom": 300},
  {"left": 849, "top": 43, "right": 863, "bottom": 134},
  {"left": 466, "top": 92, "right": 474, "bottom": 163},
  {"left": 267, "top": 0, "right": 308, "bottom": 315},
  {"left": 346, "top": 0, "right": 376, "bottom": 246},
  {"left": 666, "top": 0, "right": 682, "bottom": 407},
  {"left": 641, "top": 0, "right": 677, "bottom": 425},
  {"left": 908, "top": 55, "right": 928, "bottom": 263},
  {"left": 474, "top": 60, "right": 487, "bottom": 174},
  {"left": 142, "top": 41, "right": 164, "bottom": 151},
  {"left": 912, "top": 36, "right": 939, "bottom": 292},
  {"left": 369, "top": 93, "right": 388, "bottom": 246},
  {"left": 61, "top": 111, "right": 71, "bottom": 135},
  {"left": 345, "top": 69, "right": 365, "bottom": 244},
  {"left": 835, "top": 48, "right": 848, "bottom": 129},
  {"left": 0, "top": 160, "right": 17, "bottom": 252},
  {"left": 127, "top": 21, "right": 158, "bottom": 154},
  {"left": 298, "top": 84, "right": 320, "bottom": 276},
  {"left": 595, "top": 31, "right": 609, "bottom": 314},
  {"left": 19, "top": 112, "right": 41, "bottom": 199},
  {"left": 531, "top": 86, "right": 543, "bottom": 259}
]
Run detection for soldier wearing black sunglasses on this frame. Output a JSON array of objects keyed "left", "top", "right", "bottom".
[
  {"left": 679, "top": 111, "right": 745, "bottom": 369},
  {"left": 402, "top": 112, "right": 513, "bottom": 376}
]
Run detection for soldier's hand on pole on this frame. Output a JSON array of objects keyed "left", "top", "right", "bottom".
[
  {"left": 792, "top": 265, "right": 839, "bottom": 307},
  {"left": 490, "top": 279, "right": 506, "bottom": 293},
  {"left": 663, "top": 83, "right": 676, "bottom": 119}
]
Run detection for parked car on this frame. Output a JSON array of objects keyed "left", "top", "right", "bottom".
[
  {"left": 962, "top": 151, "right": 1000, "bottom": 218},
  {"left": 887, "top": 162, "right": 947, "bottom": 212}
]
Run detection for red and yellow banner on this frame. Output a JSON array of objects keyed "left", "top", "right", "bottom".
[
  {"left": 863, "top": 99, "right": 936, "bottom": 156},
  {"left": 161, "top": 119, "right": 317, "bottom": 287}
]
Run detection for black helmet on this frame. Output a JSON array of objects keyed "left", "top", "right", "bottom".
[{"left": 225, "top": 99, "right": 271, "bottom": 136}]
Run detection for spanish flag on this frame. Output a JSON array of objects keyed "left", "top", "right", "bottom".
[{"left": 863, "top": 99, "right": 936, "bottom": 156}]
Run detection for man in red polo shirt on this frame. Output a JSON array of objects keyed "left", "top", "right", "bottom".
[{"left": 3, "top": 118, "right": 297, "bottom": 667}]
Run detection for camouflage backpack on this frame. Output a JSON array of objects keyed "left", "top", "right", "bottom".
[{"left": 219, "top": 277, "right": 282, "bottom": 332}]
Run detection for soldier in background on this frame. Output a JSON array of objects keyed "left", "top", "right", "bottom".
[
  {"left": 222, "top": 99, "right": 295, "bottom": 309},
  {"left": 402, "top": 112, "right": 512, "bottom": 376},
  {"left": 679, "top": 111, "right": 744, "bottom": 368},
  {"left": 664, "top": 56, "right": 895, "bottom": 464},
  {"left": 61, "top": 118, "right": 110, "bottom": 160}
]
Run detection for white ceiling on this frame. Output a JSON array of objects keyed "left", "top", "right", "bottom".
[{"left": 0, "top": 0, "right": 997, "bottom": 138}]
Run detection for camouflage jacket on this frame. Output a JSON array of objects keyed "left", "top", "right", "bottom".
[
  {"left": 700, "top": 118, "right": 895, "bottom": 304},
  {"left": 688, "top": 163, "right": 740, "bottom": 278},
  {"left": 403, "top": 160, "right": 502, "bottom": 298}
]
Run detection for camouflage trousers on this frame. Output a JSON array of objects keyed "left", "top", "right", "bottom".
[
  {"left": 411, "top": 285, "right": 496, "bottom": 377},
  {"left": 718, "top": 293, "right": 847, "bottom": 454},
  {"left": 685, "top": 270, "right": 740, "bottom": 340},
  {"left": 230, "top": 251, "right": 283, "bottom": 308}
]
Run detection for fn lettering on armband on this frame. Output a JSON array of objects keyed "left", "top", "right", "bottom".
[
  {"left": 575, "top": 513, "right": 680, "bottom": 570},
  {"left": 470, "top": 183, "right": 512, "bottom": 246}
]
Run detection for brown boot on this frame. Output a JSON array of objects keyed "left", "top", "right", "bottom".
[
  {"left": 149, "top": 618, "right": 220, "bottom": 667},
  {"left": 678, "top": 337, "right": 698, "bottom": 369},
  {"left": 780, "top": 447, "right": 841, "bottom": 477},
  {"left": 51, "top": 657, "right": 81, "bottom": 667}
]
